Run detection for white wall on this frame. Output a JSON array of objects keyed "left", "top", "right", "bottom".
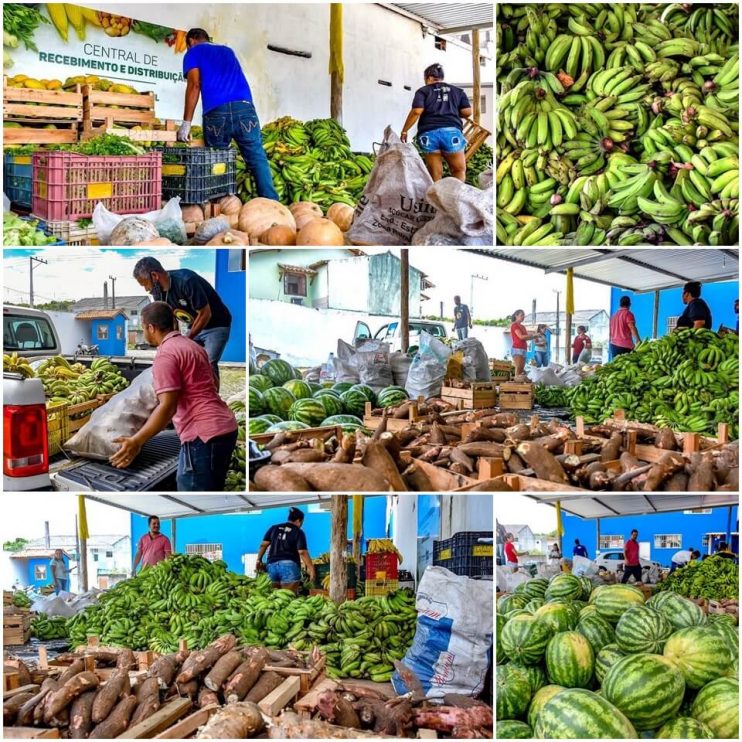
[
  {"left": 327, "top": 258, "right": 370, "bottom": 312},
  {"left": 391, "top": 495, "right": 417, "bottom": 576},
  {"left": 440, "top": 495, "right": 493, "bottom": 539},
  {"left": 46, "top": 311, "right": 89, "bottom": 355}
]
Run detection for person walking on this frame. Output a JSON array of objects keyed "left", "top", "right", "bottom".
[
  {"left": 676, "top": 281, "right": 713, "bottom": 330},
  {"left": 177, "top": 28, "right": 279, "bottom": 200},
  {"left": 510, "top": 310, "right": 534, "bottom": 376},
  {"left": 572, "top": 326, "right": 592, "bottom": 364},
  {"left": 573, "top": 539, "right": 588, "bottom": 558},
  {"left": 621, "top": 529, "right": 643, "bottom": 584},
  {"left": 132, "top": 516, "right": 172, "bottom": 574},
  {"left": 453, "top": 295, "right": 473, "bottom": 339},
  {"left": 609, "top": 296, "right": 641, "bottom": 360}
]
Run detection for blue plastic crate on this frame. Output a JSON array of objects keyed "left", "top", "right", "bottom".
[
  {"left": 17, "top": 216, "right": 66, "bottom": 246},
  {"left": 3, "top": 152, "right": 33, "bottom": 209}
]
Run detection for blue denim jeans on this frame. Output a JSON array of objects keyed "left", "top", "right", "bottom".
[
  {"left": 267, "top": 560, "right": 301, "bottom": 585},
  {"left": 203, "top": 100, "right": 279, "bottom": 200},
  {"left": 417, "top": 126, "right": 467, "bottom": 154},
  {"left": 193, "top": 326, "right": 231, "bottom": 383},
  {"left": 54, "top": 578, "right": 68, "bottom": 594},
  {"left": 456, "top": 326, "right": 469, "bottom": 340},
  {"left": 534, "top": 351, "right": 548, "bottom": 367},
  {"left": 177, "top": 429, "right": 238, "bottom": 491}
]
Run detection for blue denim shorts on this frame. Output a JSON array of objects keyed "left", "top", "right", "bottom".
[
  {"left": 267, "top": 560, "right": 301, "bottom": 584},
  {"left": 511, "top": 348, "right": 526, "bottom": 357},
  {"left": 417, "top": 127, "right": 467, "bottom": 154}
]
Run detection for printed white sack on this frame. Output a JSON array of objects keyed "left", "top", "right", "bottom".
[
  {"left": 356, "top": 339, "right": 393, "bottom": 390},
  {"left": 405, "top": 331, "right": 452, "bottom": 400},
  {"left": 454, "top": 337, "right": 490, "bottom": 381},
  {"left": 572, "top": 555, "right": 599, "bottom": 577},
  {"left": 392, "top": 566, "right": 493, "bottom": 698}
]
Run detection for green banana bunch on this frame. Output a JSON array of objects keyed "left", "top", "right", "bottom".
[
  {"left": 31, "top": 614, "right": 69, "bottom": 640},
  {"left": 636, "top": 177, "right": 690, "bottom": 224},
  {"left": 534, "top": 385, "right": 571, "bottom": 408}
]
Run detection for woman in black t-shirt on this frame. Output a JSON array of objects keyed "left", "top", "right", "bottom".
[{"left": 401, "top": 64, "right": 473, "bottom": 182}]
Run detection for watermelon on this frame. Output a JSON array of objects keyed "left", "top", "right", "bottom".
[
  {"left": 690, "top": 677, "right": 738, "bottom": 739},
  {"left": 657, "top": 593, "right": 708, "bottom": 631},
  {"left": 283, "top": 379, "right": 313, "bottom": 399},
  {"left": 349, "top": 383, "right": 376, "bottom": 403},
  {"left": 266, "top": 421, "right": 310, "bottom": 432},
  {"left": 709, "top": 620, "right": 739, "bottom": 656},
  {"left": 377, "top": 386, "right": 409, "bottom": 408},
  {"left": 498, "top": 594, "right": 530, "bottom": 614},
  {"left": 340, "top": 389, "right": 369, "bottom": 417},
  {"left": 646, "top": 590, "right": 674, "bottom": 611},
  {"left": 663, "top": 626, "right": 733, "bottom": 688},
  {"left": 577, "top": 575, "right": 593, "bottom": 601},
  {"left": 307, "top": 382, "right": 323, "bottom": 394},
  {"left": 707, "top": 612, "right": 737, "bottom": 627},
  {"left": 524, "top": 577, "right": 549, "bottom": 600},
  {"left": 545, "top": 631, "right": 594, "bottom": 688},
  {"left": 655, "top": 717, "right": 715, "bottom": 739},
  {"left": 248, "top": 387, "right": 266, "bottom": 417},
  {"left": 594, "top": 584, "right": 645, "bottom": 623},
  {"left": 248, "top": 374, "right": 274, "bottom": 392},
  {"left": 538, "top": 688, "right": 637, "bottom": 739},
  {"left": 545, "top": 574, "right": 582, "bottom": 601},
  {"left": 262, "top": 386, "right": 296, "bottom": 419},
  {"left": 321, "top": 414, "right": 365, "bottom": 433},
  {"left": 288, "top": 398, "right": 327, "bottom": 427},
  {"left": 495, "top": 720, "right": 531, "bottom": 738},
  {"left": 513, "top": 583, "right": 529, "bottom": 595},
  {"left": 527, "top": 684, "right": 565, "bottom": 731},
  {"left": 595, "top": 643, "right": 625, "bottom": 684},
  {"left": 496, "top": 664, "right": 531, "bottom": 720},
  {"left": 501, "top": 615, "right": 552, "bottom": 665},
  {"left": 576, "top": 613, "right": 615, "bottom": 654},
  {"left": 525, "top": 598, "right": 544, "bottom": 614},
  {"left": 261, "top": 359, "right": 296, "bottom": 385},
  {"left": 248, "top": 417, "right": 273, "bottom": 436},
  {"left": 314, "top": 392, "right": 345, "bottom": 418},
  {"left": 615, "top": 605, "right": 673, "bottom": 654},
  {"left": 510, "top": 662, "right": 546, "bottom": 694},
  {"left": 249, "top": 358, "right": 257, "bottom": 375},
  {"left": 535, "top": 602, "right": 575, "bottom": 633},
  {"left": 588, "top": 584, "right": 608, "bottom": 604},
  {"left": 602, "top": 653, "right": 685, "bottom": 730},
  {"left": 313, "top": 388, "right": 341, "bottom": 399},
  {"left": 496, "top": 616, "right": 505, "bottom": 660},
  {"left": 578, "top": 604, "right": 598, "bottom": 620},
  {"left": 331, "top": 381, "right": 355, "bottom": 394},
  {"left": 728, "top": 656, "right": 739, "bottom": 679}
]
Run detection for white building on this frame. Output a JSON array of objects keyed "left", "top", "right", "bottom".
[{"left": 502, "top": 524, "right": 536, "bottom": 552}]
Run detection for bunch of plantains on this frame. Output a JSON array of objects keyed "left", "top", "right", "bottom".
[{"left": 496, "top": 3, "right": 739, "bottom": 245}]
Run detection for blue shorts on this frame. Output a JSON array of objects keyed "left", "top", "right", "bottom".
[
  {"left": 417, "top": 127, "right": 466, "bottom": 154},
  {"left": 511, "top": 348, "right": 526, "bottom": 357},
  {"left": 267, "top": 560, "right": 301, "bottom": 584}
]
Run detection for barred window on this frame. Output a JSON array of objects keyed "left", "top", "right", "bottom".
[
  {"left": 599, "top": 535, "right": 624, "bottom": 549},
  {"left": 654, "top": 534, "right": 681, "bottom": 549}
]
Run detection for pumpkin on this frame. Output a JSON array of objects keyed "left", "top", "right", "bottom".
[
  {"left": 218, "top": 195, "right": 242, "bottom": 215},
  {"left": 110, "top": 217, "right": 159, "bottom": 246},
  {"left": 238, "top": 198, "right": 295, "bottom": 238},
  {"left": 194, "top": 216, "right": 230, "bottom": 245},
  {"left": 289, "top": 201, "right": 323, "bottom": 218},
  {"left": 180, "top": 204, "right": 205, "bottom": 223},
  {"left": 296, "top": 217, "right": 345, "bottom": 246},
  {"left": 327, "top": 203, "right": 355, "bottom": 232},
  {"left": 294, "top": 212, "right": 320, "bottom": 231},
  {"left": 260, "top": 224, "right": 296, "bottom": 246},
  {"left": 134, "top": 237, "right": 174, "bottom": 246},
  {"left": 206, "top": 229, "right": 250, "bottom": 246}
]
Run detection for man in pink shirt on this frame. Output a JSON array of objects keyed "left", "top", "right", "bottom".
[
  {"left": 609, "top": 296, "right": 641, "bottom": 360},
  {"left": 110, "top": 302, "right": 238, "bottom": 491},
  {"left": 132, "top": 516, "right": 172, "bottom": 573}
]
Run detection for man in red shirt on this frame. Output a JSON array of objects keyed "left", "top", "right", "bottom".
[
  {"left": 609, "top": 296, "right": 641, "bottom": 360},
  {"left": 621, "top": 529, "right": 643, "bottom": 584},
  {"left": 572, "top": 326, "right": 592, "bottom": 364},
  {"left": 132, "top": 516, "right": 172, "bottom": 574},
  {"left": 510, "top": 309, "right": 534, "bottom": 376},
  {"left": 110, "top": 302, "right": 238, "bottom": 491}
]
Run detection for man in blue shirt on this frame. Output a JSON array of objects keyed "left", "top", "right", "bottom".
[
  {"left": 573, "top": 539, "right": 588, "bottom": 558},
  {"left": 177, "top": 28, "right": 278, "bottom": 201}
]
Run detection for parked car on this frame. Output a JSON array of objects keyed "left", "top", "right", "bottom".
[
  {"left": 594, "top": 549, "right": 662, "bottom": 582},
  {"left": 352, "top": 318, "right": 448, "bottom": 353}
]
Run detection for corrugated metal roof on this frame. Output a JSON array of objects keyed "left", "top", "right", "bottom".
[
  {"left": 522, "top": 494, "right": 739, "bottom": 519},
  {"left": 389, "top": 3, "right": 493, "bottom": 32},
  {"left": 470, "top": 249, "right": 739, "bottom": 293},
  {"left": 75, "top": 309, "right": 128, "bottom": 320}
]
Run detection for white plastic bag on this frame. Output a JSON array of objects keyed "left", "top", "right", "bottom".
[
  {"left": 405, "top": 331, "right": 452, "bottom": 400},
  {"left": 392, "top": 566, "right": 493, "bottom": 698},
  {"left": 93, "top": 197, "right": 186, "bottom": 245},
  {"left": 356, "top": 339, "right": 393, "bottom": 390},
  {"left": 30, "top": 595, "right": 75, "bottom": 618},
  {"left": 529, "top": 367, "right": 565, "bottom": 386},
  {"left": 572, "top": 555, "right": 599, "bottom": 577},
  {"left": 454, "top": 337, "right": 490, "bottom": 381}
]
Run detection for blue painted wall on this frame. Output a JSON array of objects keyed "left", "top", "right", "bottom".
[
  {"left": 91, "top": 315, "right": 126, "bottom": 355},
  {"left": 610, "top": 280, "right": 739, "bottom": 339},
  {"left": 130, "top": 498, "right": 388, "bottom": 572},
  {"left": 562, "top": 506, "right": 739, "bottom": 566},
  {"left": 24, "top": 555, "right": 69, "bottom": 588},
  {"left": 214, "top": 249, "right": 246, "bottom": 363}
]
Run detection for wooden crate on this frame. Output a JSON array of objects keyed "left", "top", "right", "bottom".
[
  {"left": 81, "top": 119, "right": 204, "bottom": 146},
  {"left": 81, "top": 85, "right": 155, "bottom": 130},
  {"left": 3, "top": 611, "right": 32, "bottom": 645},
  {"left": 456, "top": 473, "right": 588, "bottom": 493},
  {"left": 153, "top": 703, "right": 219, "bottom": 739},
  {"left": 264, "top": 652, "right": 326, "bottom": 695},
  {"left": 498, "top": 382, "right": 533, "bottom": 410},
  {"left": 363, "top": 399, "right": 425, "bottom": 432},
  {"left": 490, "top": 359, "right": 513, "bottom": 382},
  {"left": 4, "top": 729, "right": 60, "bottom": 739},
  {"left": 121, "top": 698, "right": 193, "bottom": 739},
  {"left": 3, "top": 590, "right": 13, "bottom": 605},
  {"left": 441, "top": 380, "right": 497, "bottom": 410},
  {"left": 462, "top": 117, "right": 491, "bottom": 161}
]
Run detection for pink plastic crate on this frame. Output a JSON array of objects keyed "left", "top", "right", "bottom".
[{"left": 32, "top": 151, "right": 162, "bottom": 221}]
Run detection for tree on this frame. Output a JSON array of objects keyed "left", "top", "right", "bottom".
[{"left": 3, "top": 537, "right": 29, "bottom": 552}]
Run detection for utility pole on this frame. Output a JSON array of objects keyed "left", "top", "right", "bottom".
[
  {"left": 29, "top": 256, "right": 48, "bottom": 307},
  {"left": 109, "top": 275, "right": 117, "bottom": 308},
  {"left": 553, "top": 289, "right": 562, "bottom": 363},
  {"left": 470, "top": 273, "right": 488, "bottom": 317}
]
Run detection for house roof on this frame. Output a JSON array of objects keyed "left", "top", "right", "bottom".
[
  {"left": 26, "top": 535, "right": 128, "bottom": 550},
  {"left": 75, "top": 309, "right": 128, "bottom": 320},
  {"left": 9, "top": 549, "right": 71, "bottom": 560},
  {"left": 277, "top": 264, "right": 318, "bottom": 276},
  {"left": 502, "top": 524, "right": 530, "bottom": 534},
  {"left": 72, "top": 296, "right": 148, "bottom": 312},
  {"left": 389, "top": 3, "right": 493, "bottom": 34},
  {"left": 524, "top": 310, "right": 606, "bottom": 325}
]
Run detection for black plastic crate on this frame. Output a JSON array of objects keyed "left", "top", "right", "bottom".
[
  {"left": 157, "top": 147, "right": 236, "bottom": 203},
  {"left": 315, "top": 562, "right": 357, "bottom": 587},
  {"left": 4, "top": 152, "right": 33, "bottom": 209},
  {"left": 433, "top": 531, "right": 493, "bottom": 578}
]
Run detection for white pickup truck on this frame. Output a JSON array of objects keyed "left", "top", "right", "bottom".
[{"left": 3, "top": 305, "right": 178, "bottom": 492}]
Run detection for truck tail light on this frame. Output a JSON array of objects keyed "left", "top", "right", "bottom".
[{"left": 3, "top": 404, "right": 49, "bottom": 478}]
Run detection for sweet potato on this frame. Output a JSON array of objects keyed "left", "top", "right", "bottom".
[
  {"left": 148, "top": 654, "right": 178, "bottom": 689},
  {"left": 644, "top": 451, "right": 685, "bottom": 491},
  {"left": 3, "top": 692, "right": 35, "bottom": 725},
  {"left": 92, "top": 670, "right": 129, "bottom": 723},
  {"left": 174, "top": 679, "right": 200, "bottom": 699},
  {"left": 129, "top": 688, "right": 161, "bottom": 727},
  {"left": 505, "top": 424, "right": 531, "bottom": 442},
  {"left": 46, "top": 671, "right": 100, "bottom": 720},
  {"left": 225, "top": 648, "right": 268, "bottom": 703},
  {"left": 196, "top": 701, "right": 265, "bottom": 739},
  {"left": 135, "top": 677, "right": 160, "bottom": 703},
  {"left": 244, "top": 670, "right": 283, "bottom": 703},
  {"left": 333, "top": 433, "right": 357, "bottom": 464},
  {"left": 58, "top": 658, "right": 86, "bottom": 685},
  {"left": 688, "top": 453, "right": 715, "bottom": 492},
  {"left": 17, "top": 679, "right": 56, "bottom": 726},
  {"left": 449, "top": 447, "right": 475, "bottom": 474},
  {"left": 318, "top": 691, "right": 362, "bottom": 729},
  {"left": 253, "top": 464, "right": 312, "bottom": 491},
  {"left": 69, "top": 690, "right": 96, "bottom": 739},
  {"left": 663, "top": 470, "right": 690, "bottom": 491},
  {"left": 177, "top": 634, "right": 236, "bottom": 683},
  {"left": 404, "top": 463, "right": 435, "bottom": 491},
  {"left": 89, "top": 694, "right": 137, "bottom": 739},
  {"left": 361, "top": 440, "right": 407, "bottom": 491},
  {"left": 269, "top": 711, "right": 389, "bottom": 738},
  {"left": 600, "top": 433, "right": 623, "bottom": 462},
  {"left": 516, "top": 442, "right": 568, "bottom": 484},
  {"left": 456, "top": 442, "right": 504, "bottom": 458},
  {"left": 204, "top": 650, "right": 244, "bottom": 692},
  {"left": 281, "top": 462, "right": 392, "bottom": 491}
]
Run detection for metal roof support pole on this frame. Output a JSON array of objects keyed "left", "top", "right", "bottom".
[
  {"left": 171, "top": 517, "right": 177, "bottom": 555},
  {"left": 652, "top": 290, "right": 660, "bottom": 339}
]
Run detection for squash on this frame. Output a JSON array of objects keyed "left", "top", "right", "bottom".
[
  {"left": 289, "top": 201, "right": 323, "bottom": 218},
  {"left": 296, "top": 217, "right": 345, "bottom": 246},
  {"left": 294, "top": 212, "right": 320, "bottom": 231},
  {"left": 194, "top": 216, "right": 230, "bottom": 245},
  {"left": 134, "top": 237, "right": 174, "bottom": 246},
  {"left": 260, "top": 224, "right": 296, "bottom": 246},
  {"left": 206, "top": 229, "right": 250, "bottom": 246},
  {"left": 180, "top": 204, "right": 205, "bottom": 224},
  {"left": 218, "top": 195, "right": 242, "bottom": 215},
  {"left": 238, "top": 198, "right": 295, "bottom": 239},
  {"left": 110, "top": 217, "right": 159, "bottom": 246},
  {"left": 327, "top": 203, "right": 355, "bottom": 232}
]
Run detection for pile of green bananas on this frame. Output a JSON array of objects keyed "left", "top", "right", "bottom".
[
  {"left": 568, "top": 328, "right": 739, "bottom": 437},
  {"left": 534, "top": 384, "right": 571, "bottom": 408},
  {"left": 31, "top": 614, "right": 69, "bottom": 640},
  {"left": 225, "top": 399, "right": 246, "bottom": 491},
  {"left": 63, "top": 554, "right": 416, "bottom": 681},
  {"left": 11, "top": 591, "right": 32, "bottom": 608},
  {"left": 236, "top": 117, "right": 374, "bottom": 208},
  {"left": 3, "top": 352, "right": 35, "bottom": 378},
  {"left": 496, "top": 3, "right": 739, "bottom": 245},
  {"left": 36, "top": 356, "right": 129, "bottom": 406}
]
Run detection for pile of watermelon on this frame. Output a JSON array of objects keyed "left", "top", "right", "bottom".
[
  {"left": 248, "top": 359, "right": 409, "bottom": 437},
  {"left": 496, "top": 572, "right": 739, "bottom": 739}
]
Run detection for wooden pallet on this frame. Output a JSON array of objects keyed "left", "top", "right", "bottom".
[
  {"left": 456, "top": 473, "right": 588, "bottom": 492},
  {"left": 121, "top": 697, "right": 193, "bottom": 739},
  {"left": 441, "top": 380, "right": 498, "bottom": 410},
  {"left": 498, "top": 382, "right": 534, "bottom": 410},
  {"left": 153, "top": 703, "right": 219, "bottom": 739},
  {"left": 3, "top": 728, "right": 60, "bottom": 739},
  {"left": 259, "top": 675, "right": 301, "bottom": 715}
]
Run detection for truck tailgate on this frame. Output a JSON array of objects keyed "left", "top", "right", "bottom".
[{"left": 52, "top": 430, "right": 180, "bottom": 491}]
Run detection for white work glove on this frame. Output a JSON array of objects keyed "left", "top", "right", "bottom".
[{"left": 177, "top": 120, "right": 192, "bottom": 142}]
